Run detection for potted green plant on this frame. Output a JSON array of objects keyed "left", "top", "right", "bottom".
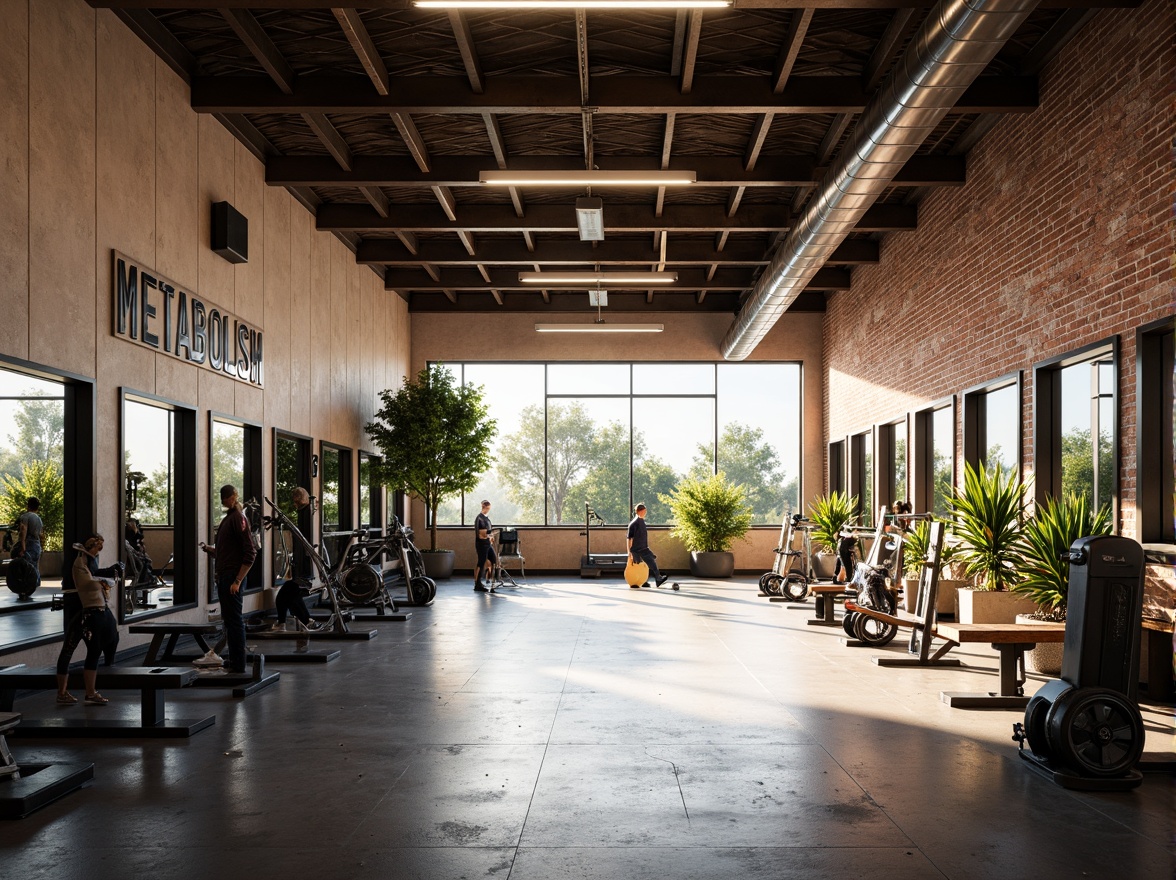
[
  {"left": 661, "top": 472, "right": 752, "bottom": 578},
  {"left": 807, "top": 491, "right": 858, "bottom": 580},
  {"left": 949, "top": 461, "right": 1035, "bottom": 623},
  {"left": 1012, "top": 492, "right": 1112, "bottom": 673},
  {"left": 365, "top": 365, "right": 496, "bottom": 580},
  {"left": 0, "top": 460, "right": 66, "bottom": 575}
]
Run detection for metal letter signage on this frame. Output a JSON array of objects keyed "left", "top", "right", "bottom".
[{"left": 111, "top": 251, "right": 264, "bottom": 387}]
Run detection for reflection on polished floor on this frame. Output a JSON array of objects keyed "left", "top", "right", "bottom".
[{"left": 1, "top": 577, "right": 1172, "bottom": 879}]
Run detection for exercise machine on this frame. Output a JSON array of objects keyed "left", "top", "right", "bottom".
[
  {"left": 487, "top": 527, "right": 525, "bottom": 590},
  {"left": 1013, "top": 535, "right": 1147, "bottom": 790},
  {"left": 760, "top": 512, "right": 815, "bottom": 600},
  {"left": 338, "top": 517, "right": 435, "bottom": 608},
  {"left": 579, "top": 503, "right": 628, "bottom": 578}
]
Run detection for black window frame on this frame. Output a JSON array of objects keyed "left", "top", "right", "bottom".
[
  {"left": 1136, "top": 317, "right": 1175, "bottom": 543},
  {"left": 273, "top": 428, "right": 313, "bottom": 586},
  {"left": 962, "top": 370, "right": 1023, "bottom": 479},
  {"left": 912, "top": 395, "right": 955, "bottom": 518}
]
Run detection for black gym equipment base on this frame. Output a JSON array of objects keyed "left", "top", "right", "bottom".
[
  {"left": 580, "top": 554, "right": 628, "bottom": 577},
  {"left": 0, "top": 762, "right": 94, "bottom": 818},
  {"left": 10, "top": 716, "right": 215, "bottom": 739},
  {"left": 190, "top": 658, "right": 280, "bottom": 698},
  {"left": 260, "top": 648, "right": 341, "bottom": 663},
  {"left": 344, "top": 609, "right": 412, "bottom": 621},
  {"left": 1018, "top": 750, "right": 1143, "bottom": 791},
  {"left": 250, "top": 628, "right": 378, "bottom": 641}
]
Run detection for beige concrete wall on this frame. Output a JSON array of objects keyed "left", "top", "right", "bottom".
[
  {"left": 0, "top": 2, "right": 409, "bottom": 666},
  {"left": 410, "top": 310, "right": 824, "bottom": 573}
]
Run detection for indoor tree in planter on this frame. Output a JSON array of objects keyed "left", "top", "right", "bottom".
[
  {"left": 661, "top": 472, "right": 752, "bottom": 578},
  {"left": 365, "top": 365, "right": 496, "bottom": 578},
  {"left": 807, "top": 491, "right": 858, "bottom": 579},
  {"left": 949, "top": 461, "right": 1033, "bottom": 623},
  {"left": 899, "top": 518, "right": 961, "bottom": 613}
]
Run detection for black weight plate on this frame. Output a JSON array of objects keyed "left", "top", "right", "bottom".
[
  {"left": 853, "top": 612, "right": 897, "bottom": 647},
  {"left": 1047, "top": 687, "right": 1145, "bottom": 778},
  {"left": 782, "top": 574, "right": 809, "bottom": 601}
]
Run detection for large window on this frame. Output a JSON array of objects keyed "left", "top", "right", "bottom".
[
  {"left": 209, "top": 415, "right": 262, "bottom": 601},
  {"left": 1034, "top": 340, "right": 1117, "bottom": 515},
  {"left": 358, "top": 451, "right": 383, "bottom": 533},
  {"left": 849, "top": 430, "right": 874, "bottom": 525},
  {"left": 320, "top": 443, "right": 352, "bottom": 562},
  {"left": 120, "top": 390, "right": 197, "bottom": 621},
  {"left": 963, "top": 373, "right": 1021, "bottom": 482},
  {"left": 1136, "top": 318, "right": 1174, "bottom": 543},
  {"left": 273, "top": 431, "right": 311, "bottom": 585},
  {"left": 433, "top": 362, "right": 802, "bottom": 526},
  {"left": 0, "top": 372, "right": 65, "bottom": 552},
  {"left": 913, "top": 399, "right": 954, "bottom": 518},
  {"left": 878, "top": 418, "right": 907, "bottom": 508}
]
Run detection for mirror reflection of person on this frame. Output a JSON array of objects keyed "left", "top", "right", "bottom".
[
  {"left": 15, "top": 496, "right": 43, "bottom": 592},
  {"left": 200, "top": 485, "right": 255, "bottom": 674},
  {"left": 473, "top": 500, "right": 496, "bottom": 592}
]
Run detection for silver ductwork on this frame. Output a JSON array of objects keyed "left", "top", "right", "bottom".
[{"left": 721, "top": 0, "right": 1041, "bottom": 360}]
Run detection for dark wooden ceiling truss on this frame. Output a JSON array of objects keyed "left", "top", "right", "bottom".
[{"left": 91, "top": 1, "right": 1123, "bottom": 313}]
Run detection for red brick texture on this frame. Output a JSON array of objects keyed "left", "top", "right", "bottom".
[{"left": 822, "top": 0, "right": 1176, "bottom": 539}]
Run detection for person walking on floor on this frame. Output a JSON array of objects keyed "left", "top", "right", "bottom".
[
  {"left": 627, "top": 503, "right": 668, "bottom": 589},
  {"left": 473, "top": 500, "right": 496, "bottom": 592},
  {"left": 200, "top": 484, "right": 256, "bottom": 674}
]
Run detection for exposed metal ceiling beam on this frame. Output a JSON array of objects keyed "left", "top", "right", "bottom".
[
  {"left": 384, "top": 266, "right": 849, "bottom": 292},
  {"left": 190, "top": 75, "right": 1039, "bottom": 115},
  {"left": 317, "top": 203, "right": 915, "bottom": 233},
  {"left": 357, "top": 236, "right": 878, "bottom": 268},
  {"left": 264, "top": 154, "right": 964, "bottom": 188},
  {"left": 219, "top": 8, "right": 295, "bottom": 95},
  {"left": 402, "top": 290, "right": 828, "bottom": 313}
]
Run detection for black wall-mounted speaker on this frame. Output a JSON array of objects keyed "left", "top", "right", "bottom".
[{"left": 211, "top": 201, "right": 249, "bottom": 264}]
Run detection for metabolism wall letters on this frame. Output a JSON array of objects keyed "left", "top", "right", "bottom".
[{"left": 112, "top": 250, "right": 264, "bottom": 387}]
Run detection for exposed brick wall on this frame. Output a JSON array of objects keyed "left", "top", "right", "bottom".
[{"left": 823, "top": 0, "right": 1176, "bottom": 539}]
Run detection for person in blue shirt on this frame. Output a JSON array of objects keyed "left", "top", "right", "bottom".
[{"left": 626, "top": 503, "right": 667, "bottom": 589}]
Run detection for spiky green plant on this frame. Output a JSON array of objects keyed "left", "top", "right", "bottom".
[
  {"left": 661, "top": 472, "right": 752, "bottom": 553},
  {"left": 949, "top": 461, "right": 1027, "bottom": 592},
  {"left": 807, "top": 490, "right": 858, "bottom": 554},
  {"left": 901, "top": 519, "right": 960, "bottom": 579},
  {"left": 1012, "top": 492, "right": 1112, "bottom": 618}
]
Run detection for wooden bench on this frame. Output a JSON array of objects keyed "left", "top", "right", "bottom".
[
  {"left": 936, "top": 622, "right": 1066, "bottom": 709},
  {"left": 0, "top": 666, "right": 215, "bottom": 738},
  {"left": 0, "top": 711, "right": 94, "bottom": 818},
  {"left": 804, "top": 584, "right": 849, "bottom": 627}
]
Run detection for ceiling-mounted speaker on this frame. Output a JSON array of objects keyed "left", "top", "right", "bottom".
[{"left": 211, "top": 201, "right": 249, "bottom": 264}]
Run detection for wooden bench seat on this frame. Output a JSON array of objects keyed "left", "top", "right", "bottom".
[
  {"left": 935, "top": 622, "right": 1066, "bottom": 709},
  {"left": 805, "top": 584, "right": 849, "bottom": 627},
  {"left": 0, "top": 666, "right": 215, "bottom": 738}
]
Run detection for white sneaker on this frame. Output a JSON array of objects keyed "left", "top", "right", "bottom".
[{"left": 193, "top": 650, "right": 224, "bottom": 668}]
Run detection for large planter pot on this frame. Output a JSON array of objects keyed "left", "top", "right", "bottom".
[
  {"left": 957, "top": 588, "right": 1036, "bottom": 624},
  {"left": 811, "top": 552, "right": 836, "bottom": 580},
  {"left": 1016, "top": 613, "right": 1065, "bottom": 675},
  {"left": 420, "top": 550, "right": 455, "bottom": 580},
  {"left": 689, "top": 551, "right": 735, "bottom": 579},
  {"left": 902, "top": 577, "right": 960, "bottom": 615}
]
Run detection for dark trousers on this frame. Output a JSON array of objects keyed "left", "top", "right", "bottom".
[
  {"left": 633, "top": 548, "right": 661, "bottom": 584},
  {"left": 275, "top": 580, "right": 311, "bottom": 625},
  {"left": 56, "top": 607, "right": 115, "bottom": 674},
  {"left": 217, "top": 572, "right": 246, "bottom": 672},
  {"left": 23, "top": 542, "right": 42, "bottom": 589}
]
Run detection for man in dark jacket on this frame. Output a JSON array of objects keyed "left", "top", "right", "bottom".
[
  {"left": 627, "top": 503, "right": 667, "bottom": 589},
  {"left": 200, "top": 484, "right": 256, "bottom": 673}
]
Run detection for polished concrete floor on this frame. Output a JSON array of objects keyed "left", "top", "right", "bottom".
[{"left": 1, "top": 576, "right": 1173, "bottom": 879}]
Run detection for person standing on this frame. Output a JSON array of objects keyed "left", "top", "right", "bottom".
[
  {"left": 473, "top": 500, "right": 496, "bottom": 592},
  {"left": 200, "top": 484, "right": 256, "bottom": 674},
  {"left": 14, "top": 496, "right": 44, "bottom": 592},
  {"left": 55, "top": 534, "right": 120, "bottom": 705},
  {"left": 627, "top": 503, "right": 667, "bottom": 589},
  {"left": 271, "top": 487, "right": 322, "bottom": 634}
]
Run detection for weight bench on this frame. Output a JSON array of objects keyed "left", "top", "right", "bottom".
[
  {"left": 0, "top": 711, "right": 94, "bottom": 819},
  {"left": 129, "top": 622, "right": 222, "bottom": 664},
  {"left": 936, "top": 622, "right": 1066, "bottom": 709},
  {"left": 0, "top": 666, "right": 214, "bottom": 738}
]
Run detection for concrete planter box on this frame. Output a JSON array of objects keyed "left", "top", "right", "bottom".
[
  {"left": 689, "top": 551, "right": 734, "bottom": 578},
  {"left": 1016, "top": 613, "right": 1065, "bottom": 675},
  {"left": 902, "top": 577, "right": 961, "bottom": 615},
  {"left": 420, "top": 550, "right": 454, "bottom": 580},
  {"left": 957, "top": 588, "right": 1037, "bottom": 624},
  {"left": 811, "top": 553, "right": 836, "bottom": 580}
]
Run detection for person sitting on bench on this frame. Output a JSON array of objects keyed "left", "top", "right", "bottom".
[
  {"left": 270, "top": 487, "right": 323, "bottom": 633},
  {"left": 55, "top": 533, "right": 121, "bottom": 705}
]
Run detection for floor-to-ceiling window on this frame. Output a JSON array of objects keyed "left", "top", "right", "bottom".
[
  {"left": 209, "top": 416, "right": 262, "bottom": 601},
  {"left": 963, "top": 373, "right": 1021, "bottom": 482},
  {"left": 433, "top": 362, "right": 802, "bottom": 528}
]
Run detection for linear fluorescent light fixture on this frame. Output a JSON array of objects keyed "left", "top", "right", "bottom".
[
  {"left": 420, "top": 2, "right": 728, "bottom": 9},
  {"left": 577, "top": 197, "right": 604, "bottom": 242},
  {"left": 481, "top": 170, "right": 696, "bottom": 187},
  {"left": 535, "top": 323, "right": 665, "bottom": 333},
  {"left": 519, "top": 271, "right": 677, "bottom": 284}
]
